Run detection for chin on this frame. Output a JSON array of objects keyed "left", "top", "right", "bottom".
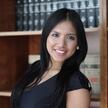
[{"left": 53, "top": 58, "right": 66, "bottom": 64}]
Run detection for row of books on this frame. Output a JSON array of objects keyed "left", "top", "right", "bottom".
[{"left": 16, "top": 0, "right": 100, "bottom": 31}]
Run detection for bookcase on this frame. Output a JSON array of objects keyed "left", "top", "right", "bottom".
[{"left": 0, "top": 0, "right": 107, "bottom": 108}]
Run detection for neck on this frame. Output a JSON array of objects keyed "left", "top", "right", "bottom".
[{"left": 48, "top": 62, "right": 62, "bottom": 71}]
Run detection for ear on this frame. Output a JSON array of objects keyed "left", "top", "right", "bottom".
[{"left": 76, "top": 46, "right": 79, "bottom": 50}]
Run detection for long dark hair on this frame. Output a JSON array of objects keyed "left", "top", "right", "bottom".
[{"left": 11, "top": 8, "right": 88, "bottom": 108}]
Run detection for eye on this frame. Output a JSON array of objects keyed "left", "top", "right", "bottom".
[
  {"left": 67, "top": 35, "right": 76, "bottom": 40},
  {"left": 51, "top": 33, "right": 59, "bottom": 37}
]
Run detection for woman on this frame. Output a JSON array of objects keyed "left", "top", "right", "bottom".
[{"left": 11, "top": 8, "right": 91, "bottom": 108}]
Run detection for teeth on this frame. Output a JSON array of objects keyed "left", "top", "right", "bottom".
[{"left": 56, "top": 50, "right": 65, "bottom": 54}]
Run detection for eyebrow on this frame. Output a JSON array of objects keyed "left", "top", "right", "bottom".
[
  {"left": 67, "top": 33, "right": 76, "bottom": 36},
  {"left": 52, "top": 31, "right": 76, "bottom": 36},
  {"left": 51, "top": 31, "right": 60, "bottom": 34}
]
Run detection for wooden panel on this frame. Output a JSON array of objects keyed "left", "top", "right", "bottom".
[
  {"left": 100, "top": 30, "right": 108, "bottom": 108},
  {"left": 0, "top": 96, "right": 11, "bottom": 108},
  {"left": 0, "top": 36, "right": 29, "bottom": 91},
  {"left": 107, "top": 1, "right": 108, "bottom": 26},
  {"left": 0, "top": 0, "right": 16, "bottom": 31},
  {"left": 29, "top": 35, "right": 40, "bottom": 54},
  {"left": 100, "top": 0, "right": 108, "bottom": 108}
]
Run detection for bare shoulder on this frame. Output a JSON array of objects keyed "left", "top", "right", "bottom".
[{"left": 66, "top": 89, "right": 91, "bottom": 108}]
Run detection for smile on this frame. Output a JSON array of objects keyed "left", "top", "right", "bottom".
[{"left": 55, "top": 49, "right": 65, "bottom": 54}]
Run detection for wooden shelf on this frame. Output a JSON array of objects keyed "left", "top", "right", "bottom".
[
  {"left": 0, "top": 91, "right": 11, "bottom": 97},
  {"left": 0, "top": 31, "right": 42, "bottom": 37},
  {"left": 85, "top": 27, "right": 100, "bottom": 32},
  {"left": 0, "top": 27, "right": 99, "bottom": 37}
]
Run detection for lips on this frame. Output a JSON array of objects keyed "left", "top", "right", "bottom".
[{"left": 55, "top": 49, "right": 65, "bottom": 54}]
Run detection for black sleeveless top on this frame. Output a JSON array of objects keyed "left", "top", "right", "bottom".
[{"left": 20, "top": 71, "right": 91, "bottom": 108}]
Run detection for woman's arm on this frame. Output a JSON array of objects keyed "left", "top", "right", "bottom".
[{"left": 66, "top": 89, "right": 91, "bottom": 108}]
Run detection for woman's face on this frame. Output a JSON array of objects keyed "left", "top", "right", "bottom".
[{"left": 46, "top": 21, "right": 78, "bottom": 66}]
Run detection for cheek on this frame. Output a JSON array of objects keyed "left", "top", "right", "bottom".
[
  {"left": 47, "top": 37, "right": 55, "bottom": 47},
  {"left": 46, "top": 39, "right": 50, "bottom": 52},
  {"left": 46, "top": 38, "right": 53, "bottom": 52},
  {"left": 68, "top": 43, "right": 77, "bottom": 53}
]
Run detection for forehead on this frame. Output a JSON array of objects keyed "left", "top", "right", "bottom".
[{"left": 51, "top": 21, "right": 76, "bottom": 34}]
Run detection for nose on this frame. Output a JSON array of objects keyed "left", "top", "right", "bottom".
[{"left": 57, "top": 37, "right": 66, "bottom": 47}]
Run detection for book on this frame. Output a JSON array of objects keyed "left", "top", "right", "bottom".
[
  {"left": 45, "top": 0, "right": 52, "bottom": 21},
  {"left": 16, "top": 13, "right": 23, "bottom": 31},
  {"left": 23, "top": 3, "right": 29, "bottom": 30},
  {"left": 52, "top": 0, "right": 58, "bottom": 11},
  {"left": 73, "top": 0, "right": 80, "bottom": 13},
  {"left": 65, "top": 0, "right": 74, "bottom": 9},
  {"left": 16, "top": 0, "right": 24, "bottom": 30},
  {"left": 40, "top": 0, "right": 46, "bottom": 29},
  {"left": 34, "top": 12, "right": 40, "bottom": 30},
  {"left": 23, "top": 0, "right": 28, "bottom": 4},
  {"left": 94, "top": 0, "right": 100, "bottom": 27},
  {"left": 28, "top": 13, "right": 34, "bottom": 30},
  {"left": 23, "top": 13, "right": 29, "bottom": 31},
  {"left": 86, "top": 0, "right": 95, "bottom": 28},
  {"left": 34, "top": 2, "right": 40, "bottom": 30},
  {"left": 57, "top": 0, "right": 65, "bottom": 9},
  {"left": 80, "top": 54, "right": 100, "bottom": 96},
  {"left": 79, "top": 0, "right": 88, "bottom": 28}
]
